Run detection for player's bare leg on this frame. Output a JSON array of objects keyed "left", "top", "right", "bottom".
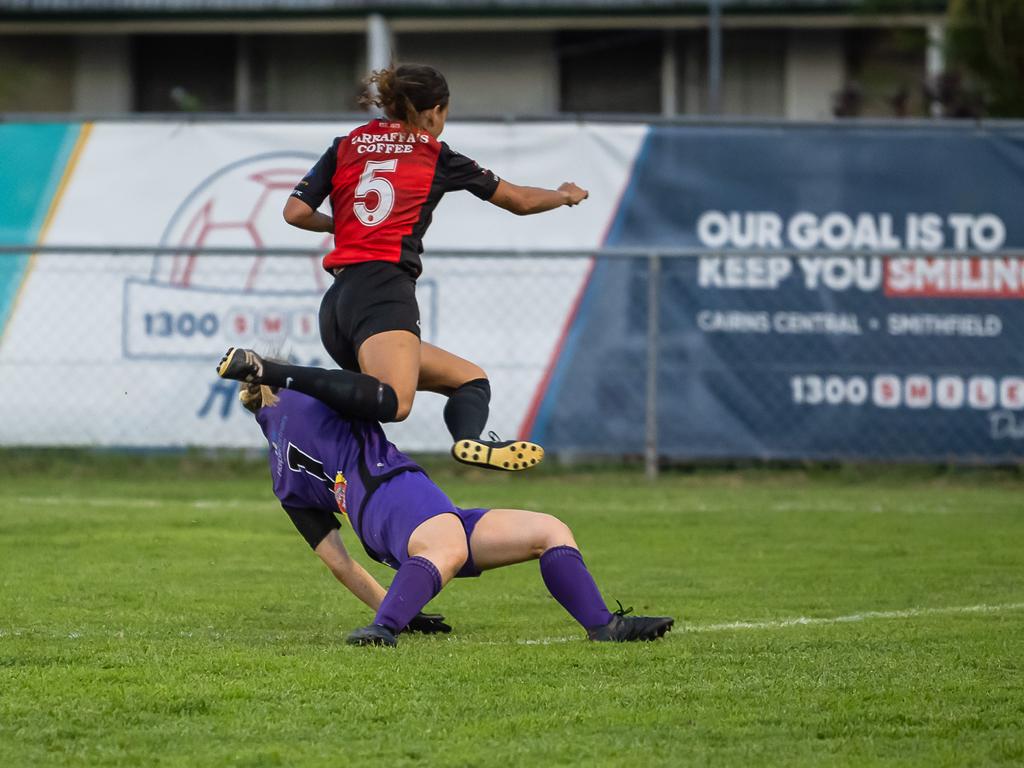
[
  {"left": 346, "top": 514, "right": 467, "bottom": 648},
  {"left": 419, "top": 342, "right": 545, "bottom": 471},
  {"left": 470, "top": 509, "right": 674, "bottom": 642},
  {"left": 468, "top": 508, "right": 578, "bottom": 567},
  {"left": 356, "top": 330, "right": 421, "bottom": 421},
  {"left": 418, "top": 341, "right": 486, "bottom": 399},
  {"left": 405, "top": 512, "right": 470, "bottom": 582}
]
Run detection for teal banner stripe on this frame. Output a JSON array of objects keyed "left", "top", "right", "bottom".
[{"left": 0, "top": 122, "right": 80, "bottom": 334}]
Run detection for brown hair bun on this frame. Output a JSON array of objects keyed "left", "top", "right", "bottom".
[{"left": 360, "top": 64, "right": 450, "bottom": 124}]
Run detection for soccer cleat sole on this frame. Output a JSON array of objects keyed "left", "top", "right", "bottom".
[
  {"left": 451, "top": 439, "right": 544, "bottom": 471},
  {"left": 217, "top": 347, "right": 260, "bottom": 383}
]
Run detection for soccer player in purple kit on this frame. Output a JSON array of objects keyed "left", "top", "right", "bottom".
[{"left": 223, "top": 356, "right": 674, "bottom": 647}]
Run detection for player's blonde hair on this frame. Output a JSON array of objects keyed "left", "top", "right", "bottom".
[{"left": 239, "top": 382, "right": 279, "bottom": 414}]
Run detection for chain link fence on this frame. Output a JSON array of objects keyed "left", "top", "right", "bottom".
[
  {"left": 2, "top": 248, "right": 1024, "bottom": 470},
  {"left": 0, "top": 248, "right": 595, "bottom": 456}
]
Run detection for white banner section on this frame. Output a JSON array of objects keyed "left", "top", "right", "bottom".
[{"left": 0, "top": 120, "right": 645, "bottom": 448}]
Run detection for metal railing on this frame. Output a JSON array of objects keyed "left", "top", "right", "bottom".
[{"left": 2, "top": 246, "right": 1024, "bottom": 474}]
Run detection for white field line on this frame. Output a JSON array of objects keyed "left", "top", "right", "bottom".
[
  {"left": 475, "top": 601, "right": 1024, "bottom": 646},
  {"left": 684, "top": 601, "right": 1024, "bottom": 633},
  {"left": 1, "top": 602, "right": 1022, "bottom": 645}
]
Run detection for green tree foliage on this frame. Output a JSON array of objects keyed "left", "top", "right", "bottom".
[{"left": 947, "top": 0, "right": 1024, "bottom": 116}]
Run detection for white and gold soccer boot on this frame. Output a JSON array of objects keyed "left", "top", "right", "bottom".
[{"left": 452, "top": 431, "right": 545, "bottom": 471}]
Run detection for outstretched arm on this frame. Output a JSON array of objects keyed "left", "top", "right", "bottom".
[
  {"left": 283, "top": 505, "right": 449, "bottom": 631},
  {"left": 488, "top": 179, "right": 589, "bottom": 216},
  {"left": 311, "top": 529, "right": 451, "bottom": 633},
  {"left": 314, "top": 529, "right": 386, "bottom": 610}
]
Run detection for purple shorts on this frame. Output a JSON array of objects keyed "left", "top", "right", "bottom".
[{"left": 358, "top": 470, "right": 489, "bottom": 578}]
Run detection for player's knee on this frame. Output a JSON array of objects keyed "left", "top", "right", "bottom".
[
  {"left": 535, "top": 515, "right": 577, "bottom": 556},
  {"left": 410, "top": 513, "right": 466, "bottom": 567},
  {"left": 391, "top": 391, "right": 415, "bottom": 422},
  {"left": 433, "top": 540, "right": 468, "bottom": 580},
  {"left": 374, "top": 379, "right": 415, "bottom": 423},
  {"left": 466, "top": 364, "right": 487, "bottom": 383}
]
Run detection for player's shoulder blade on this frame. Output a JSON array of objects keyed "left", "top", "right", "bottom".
[
  {"left": 277, "top": 389, "right": 328, "bottom": 418},
  {"left": 349, "top": 118, "right": 401, "bottom": 138},
  {"left": 349, "top": 118, "right": 381, "bottom": 137}
]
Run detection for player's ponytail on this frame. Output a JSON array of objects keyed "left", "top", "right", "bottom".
[
  {"left": 239, "top": 382, "right": 279, "bottom": 414},
  {"left": 361, "top": 64, "right": 450, "bottom": 126}
]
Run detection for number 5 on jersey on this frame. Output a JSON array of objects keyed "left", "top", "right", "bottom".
[{"left": 353, "top": 159, "right": 397, "bottom": 227}]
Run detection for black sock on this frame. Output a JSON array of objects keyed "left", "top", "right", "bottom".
[
  {"left": 443, "top": 378, "right": 491, "bottom": 441},
  {"left": 259, "top": 360, "right": 399, "bottom": 422}
]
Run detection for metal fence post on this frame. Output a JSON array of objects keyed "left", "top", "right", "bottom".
[
  {"left": 707, "top": 0, "right": 723, "bottom": 115},
  {"left": 645, "top": 252, "right": 661, "bottom": 480}
]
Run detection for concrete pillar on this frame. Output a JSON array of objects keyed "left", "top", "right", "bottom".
[
  {"left": 367, "top": 14, "right": 392, "bottom": 74},
  {"left": 365, "top": 13, "right": 392, "bottom": 114},
  {"left": 73, "top": 35, "right": 132, "bottom": 114},
  {"left": 661, "top": 30, "right": 678, "bottom": 117},
  {"left": 707, "top": 0, "right": 723, "bottom": 114},
  {"left": 235, "top": 35, "right": 252, "bottom": 113},
  {"left": 784, "top": 30, "right": 845, "bottom": 120},
  {"left": 680, "top": 35, "right": 705, "bottom": 114}
]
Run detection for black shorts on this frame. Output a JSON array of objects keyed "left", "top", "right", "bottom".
[{"left": 318, "top": 260, "right": 421, "bottom": 371}]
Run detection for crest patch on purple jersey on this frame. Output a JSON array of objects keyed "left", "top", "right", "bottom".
[{"left": 334, "top": 471, "right": 349, "bottom": 519}]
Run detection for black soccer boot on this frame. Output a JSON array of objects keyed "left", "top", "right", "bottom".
[
  {"left": 587, "top": 602, "right": 675, "bottom": 642},
  {"left": 216, "top": 347, "right": 265, "bottom": 383},
  {"left": 451, "top": 431, "right": 544, "bottom": 471},
  {"left": 404, "top": 612, "right": 453, "bottom": 635},
  {"left": 346, "top": 624, "right": 398, "bottom": 647}
]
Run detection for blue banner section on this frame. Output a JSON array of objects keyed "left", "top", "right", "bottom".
[
  {"left": 0, "top": 123, "right": 79, "bottom": 333},
  {"left": 535, "top": 125, "right": 1024, "bottom": 462}
]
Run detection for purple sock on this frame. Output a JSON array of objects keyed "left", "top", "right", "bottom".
[
  {"left": 374, "top": 556, "right": 443, "bottom": 633},
  {"left": 539, "top": 546, "right": 613, "bottom": 630}
]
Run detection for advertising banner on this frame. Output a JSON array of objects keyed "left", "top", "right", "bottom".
[
  {"left": 2, "top": 120, "right": 1023, "bottom": 461},
  {"left": 0, "top": 120, "right": 643, "bottom": 449},
  {"left": 532, "top": 124, "right": 1024, "bottom": 462}
]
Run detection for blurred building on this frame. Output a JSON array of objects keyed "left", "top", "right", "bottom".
[{"left": 0, "top": 0, "right": 947, "bottom": 119}]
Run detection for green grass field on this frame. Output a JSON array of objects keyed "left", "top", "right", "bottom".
[{"left": 2, "top": 454, "right": 1023, "bottom": 766}]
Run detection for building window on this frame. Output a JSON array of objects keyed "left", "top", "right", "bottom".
[
  {"left": 249, "top": 35, "right": 362, "bottom": 113},
  {"left": 395, "top": 32, "right": 557, "bottom": 116},
  {"left": 837, "top": 29, "right": 928, "bottom": 117},
  {"left": 671, "top": 30, "right": 785, "bottom": 117},
  {"left": 133, "top": 35, "right": 237, "bottom": 112},
  {"left": 0, "top": 36, "right": 74, "bottom": 112},
  {"left": 558, "top": 30, "right": 662, "bottom": 114}
]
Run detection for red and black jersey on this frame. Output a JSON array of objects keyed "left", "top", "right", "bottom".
[{"left": 291, "top": 119, "right": 501, "bottom": 279}]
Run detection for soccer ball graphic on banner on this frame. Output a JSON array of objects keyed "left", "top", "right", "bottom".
[{"left": 153, "top": 153, "right": 333, "bottom": 293}]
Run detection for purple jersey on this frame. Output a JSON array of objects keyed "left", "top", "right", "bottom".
[
  {"left": 256, "top": 388, "right": 490, "bottom": 575},
  {"left": 256, "top": 389, "right": 421, "bottom": 536}
]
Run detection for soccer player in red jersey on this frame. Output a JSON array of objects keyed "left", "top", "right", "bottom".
[{"left": 222, "top": 63, "right": 588, "bottom": 471}]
